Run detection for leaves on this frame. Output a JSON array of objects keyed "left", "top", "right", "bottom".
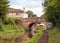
[
  {"left": 26, "top": 10, "right": 37, "bottom": 17},
  {"left": 43, "top": 0, "right": 60, "bottom": 27},
  {"left": 0, "top": 0, "right": 9, "bottom": 19}
]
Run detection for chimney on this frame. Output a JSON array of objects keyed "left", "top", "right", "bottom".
[{"left": 23, "top": 7, "right": 25, "bottom": 12}]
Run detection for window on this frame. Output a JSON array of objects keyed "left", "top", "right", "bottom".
[{"left": 16, "top": 13, "right": 20, "bottom": 15}]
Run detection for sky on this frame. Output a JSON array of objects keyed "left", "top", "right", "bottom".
[{"left": 9, "top": 0, "right": 44, "bottom": 17}]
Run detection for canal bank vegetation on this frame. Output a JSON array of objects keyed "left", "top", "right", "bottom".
[
  {"left": 0, "top": 0, "right": 25, "bottom": 42},
  {"left": 42, "top": 0, "right": 60, "bottom": 43},
  {"left": 0, "top": 17, "right": 25, "bottom": 43},
  {"left": 25, "top": 25, "right": 45, "bottom": 43},
  {"left": 47, "top": 27, "right": 60, "bottom": 43}
]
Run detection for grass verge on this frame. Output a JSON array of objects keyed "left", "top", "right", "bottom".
[
  {"left": 0, "top": 25, "right": 25, "bottom": 43},
  {"left": 47, "top": 27, "right": 60, "bottom": 43}
]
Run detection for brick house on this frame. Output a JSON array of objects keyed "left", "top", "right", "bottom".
[{"left": 7, "top": 8, "right": 28, "bottom": 18}]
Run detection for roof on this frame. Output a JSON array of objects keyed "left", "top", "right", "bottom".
[{"left": 9, "top": 8, "right": 24, "bottom": 13}]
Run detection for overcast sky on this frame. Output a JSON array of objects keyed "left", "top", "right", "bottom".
[{"left": 9, "top": 0, "right": 44, "bottom": 17}]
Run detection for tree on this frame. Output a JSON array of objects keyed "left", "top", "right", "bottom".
[
  {"left": 0, "top": 0, "right": 9, "bottom": 20},
  {"left": 43, "top": 0, "right": 60, "bottom": 27},
  {"left": 26, "top": 10, "right": 37, "bottom": 17}
]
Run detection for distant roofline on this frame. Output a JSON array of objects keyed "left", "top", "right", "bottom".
[{"left": 8, "top": 8, "right": 24, "bottom": 13}]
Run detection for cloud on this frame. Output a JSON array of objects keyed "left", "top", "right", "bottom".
[
  {"left": 9, "top": 0, "right": 44, "bottom": 17},
  {"left": 25, "top": 7, "right": 44, "bottom": 17}
]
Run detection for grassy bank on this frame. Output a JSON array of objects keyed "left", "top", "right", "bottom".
[
  {"left": 0, "top": 17, "right": 25, "bottom": 43},
  {"left": 47, "top": 27, "right": 60, "bottom": 43},
  {"left": 0, "top": 24, "right": 25, "bottom": 43},
  {"left": 0, "top": 25, "right": 25, "bottom": 38}
]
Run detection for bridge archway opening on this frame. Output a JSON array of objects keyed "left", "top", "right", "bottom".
[
  {"left": 28, "top": 23, "right": 47, "bottom": 38},
  {"left": 28, "top": 23, "right": 36, "bottom": 30},
  {"left": 28, "top": 23, "right": 46, "bottom": 31},
  {"left": 28, "top": 23, "right": 36, "bottom": 38}
]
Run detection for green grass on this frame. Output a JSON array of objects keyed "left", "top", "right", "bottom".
[
  {"left": 0, "top": 18, "right": 25, "bottom": 43},
  {"left": 0, "top": 24, "right": 25, "bottom": 43},
  {"left": 0, "top": 25, "right": 25, "bottom": 38},
  {"left": 25, "top": 31, "right": 43, "bottom": 43},
  {"left": 47, "top": 27, "right": 60, "bottom": 43}
]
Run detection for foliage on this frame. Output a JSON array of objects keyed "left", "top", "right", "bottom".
[
  {"left": 0, "top": 24, "right": 25, "bottom": 43},
  {"left": 0, "top": 0, "right": 9, "bottom": 20},
  {"left": 0, "top": 19, "right": 3, "bottom": 31},
  {"left": 36, "top": 25, "right": 45, "bottom": 31},
  {"left": 0, "top": 24, "right": 25, "bottom": 38},
  {"left": 15, "top": 17, "right": 23, "bottom": 22},
  {"left": 3, "top": 17, "right": 23, "bottom": 25},
  {"left": 0, "top": 17, "right": 25, "bottom": 42},
  {"left": 3, "top": 17, "right": 15, "bottom": 25},
  {"left": 26, "top": 10, "right": 37, "bottom": 17},
  {"left": 25, "top": 31, "right": 43, "bottom": 43},
  {"left": 47, "top": 27, "right": 60, "bottom": 43},
  {"left": 43, "top": 0, "right": 60, "bottom": 27},
  {"left": 0, "top": 18, "right": 25, "bottom": 37}
]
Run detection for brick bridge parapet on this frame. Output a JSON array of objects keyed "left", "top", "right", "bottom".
[{"left": 20, "top": 17, "right": 53, "bottom": 29}]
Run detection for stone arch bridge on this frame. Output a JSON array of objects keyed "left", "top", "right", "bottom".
[{"left": 16, "top": 17, "right": 53, "bottom": 30}]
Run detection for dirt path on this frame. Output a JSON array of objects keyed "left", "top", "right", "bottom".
[{"left": 37, "top": 30, "right": 48, "bottom": 43}]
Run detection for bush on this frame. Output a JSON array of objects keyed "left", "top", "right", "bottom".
[
  {"left": 15, "top": 17, "right": 23, "bottom": 22},
  {"left": 0, "top": 17, "right": 25, "bottom": 39},
  {"left": 0, "top": 24, "right": 25, "bottom": 38},
  {"left": 3, "top": 17, "right": 23, "bottom": 25},
  {"left": 55, "top": 20, "right": 60, "bottom": 28},
  {"left": 0, "top": 19, "right": 3, "bottom": 31},
  {"left": 3, "top": 17, "right": 15, "bottom": 25}
]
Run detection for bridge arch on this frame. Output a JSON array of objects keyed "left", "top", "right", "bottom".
[
  {"left": 28, "top": 22, "right": 47, "bottom": 31},
  {"left": 28, "top": 23, "right": 36, "bottom": 31},
  {"left": 28, "top": 22, "right": 47, "bottom": 37},
  {"left": 28, "top": 22, "right": 37, "bottom": 38}
]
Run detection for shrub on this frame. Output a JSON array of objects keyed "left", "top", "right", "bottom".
[
  {"left": 0, "top": 24, "right": 25, "bottom": 39},
  {"left": 55, "top": 20, "right": 60, "bottom": 28},
  {"left": 3, "top": 17, "right": 23, "bottom": 25},
  {"left": 3, "top": 17, "right": 15, "bottom": 25},
  {"left": 0, "top": 17, "right": 25, "bottom": 43},
  {"left": 0, "top": 19, "right": 3, "bottom": 31}
]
